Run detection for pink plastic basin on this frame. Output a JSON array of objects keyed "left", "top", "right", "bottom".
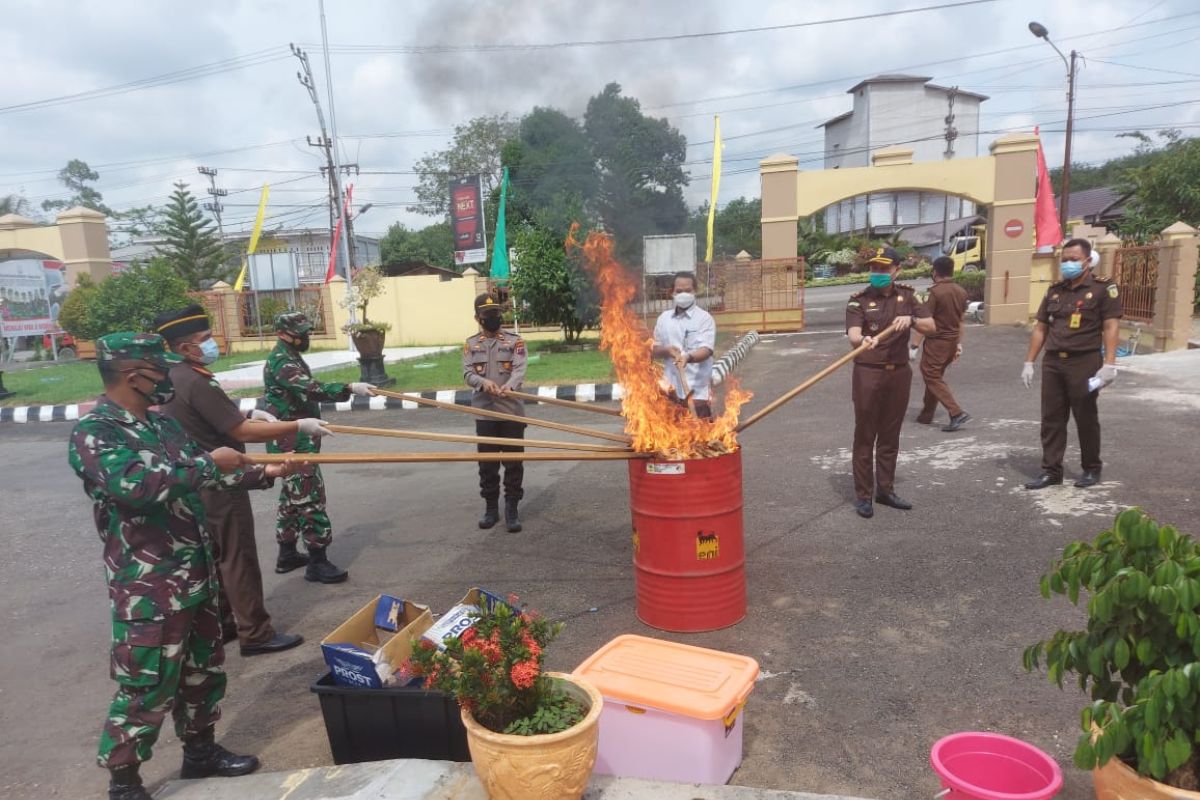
[{"left": 930, "top": 732, "right": 1063, "bottom": 800}]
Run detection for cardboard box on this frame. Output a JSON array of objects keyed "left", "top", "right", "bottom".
[
  {"left": 421, "top": 587, "right": 514, "bottom": 650},
  {"left": 321, "top": 595, "right": 432, "bottom": 689}
]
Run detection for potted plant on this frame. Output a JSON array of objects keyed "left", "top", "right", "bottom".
[
  {"left": 404, "top": 597, "right": 603, "bottom": 800},
  {"left": 340, "top": 264, "right": 392, "bottom": 358},
  {"left": 1024, "top": 508, "right": 1200, "bottom": 797}
]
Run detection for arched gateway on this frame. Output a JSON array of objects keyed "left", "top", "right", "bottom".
[
  {"left": 0, "top": 207, "right": 114, "bottom": 286},
  {"left": 760, "top": 133, "right": 1039, "bottom": 325}
]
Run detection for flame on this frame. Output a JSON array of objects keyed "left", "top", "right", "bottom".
[{"left": 567, "top": 225, "right": 751, "bottom": 458}]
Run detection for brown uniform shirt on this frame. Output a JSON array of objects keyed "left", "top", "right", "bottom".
[
  {"left": 462, "top": 329, "right": 527, "bottom": 417},
  {"left": 924, "top": 280, "right": 969, "bottom": 341},
  {"left": 845, "top": 283, "right": 931, "bottom": 365},
  {"left": 164, "top": 362, "right": 248, "bottom": 453},
  {"left": 1035, "top": 273, "right": 1124, "bottom": 352}
]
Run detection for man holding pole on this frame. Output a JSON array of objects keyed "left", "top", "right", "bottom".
[
  {"left": 651, "top": 271, "right": 716, "bottom": 419},
  {"left": 463, "top": 293, "right": 528, "bottom": 532},
  {"left": 845, "top": 248, "right": 936, "bottom": 518}
]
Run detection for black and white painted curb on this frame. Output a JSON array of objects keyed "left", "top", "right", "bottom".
[
  {"left": 712, "top": 330, "right": 761, "bottom": 386},
  {"left": 0, "top": 383, "right": 627, "bottom": 425}
]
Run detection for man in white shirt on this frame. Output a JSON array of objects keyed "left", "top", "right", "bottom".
[{"left": 651, "top": 271, "right": 716, "bottom": 419}]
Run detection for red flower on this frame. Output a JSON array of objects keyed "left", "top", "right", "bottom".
[
  {"left": 510, "top": 659, "right": 539, "bottom": 690},
  {"left": 507, "top": 593, "right": 521, "bottom": 606},
  {"left": 520, "top": 631, "right": 542, "bottom": 659},
  {"left": 461, "top": 627, "right": 478, "bottom": 644}
]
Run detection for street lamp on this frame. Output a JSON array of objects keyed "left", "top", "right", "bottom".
[{"left": 1029, "top": 20, "right": 1079, "bottom": 233}]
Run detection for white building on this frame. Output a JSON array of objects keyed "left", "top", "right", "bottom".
[{"left": 820, "top": 75, "right": 987, "bottom": 240}]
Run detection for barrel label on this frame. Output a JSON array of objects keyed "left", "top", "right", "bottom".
[
  {"left": 697, "top": 531, "right": 720, "bottom": 560},
  {"left": 646, "top": 462, "right": 685, "bottom": 475}
]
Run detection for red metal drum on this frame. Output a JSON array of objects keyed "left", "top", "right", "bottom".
[{"left": 627, "top": 449, "right": 746, "bottom": 632}]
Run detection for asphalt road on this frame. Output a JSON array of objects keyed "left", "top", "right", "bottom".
[{"left": 1, "top": 323, "right": 1193, "bottom": 800}]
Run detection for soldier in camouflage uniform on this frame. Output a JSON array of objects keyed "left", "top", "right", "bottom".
[
  {"left": 263, "top": 311, "right": 374, "bottom": 583},
  {"left": 68, "top": 333, "right": 297, "bottom": 800}
]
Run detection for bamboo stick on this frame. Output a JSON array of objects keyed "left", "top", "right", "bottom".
[
  {"left": 371, "top": 388, "right": 632, "bottom": 444},
  {"left": 324, "top": 424, "right": 633, "bottom": 453},
  {"left": 735, "top": 325, "right": 899, "bottom": 433},
  {"left": 250, "top": 450, "right": 647, "bottom": 465},
  {"left": 504, "top": 389, "right": 624, "bottom": 418}
]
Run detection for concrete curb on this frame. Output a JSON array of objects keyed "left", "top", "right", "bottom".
[
  {"left": 712, "top": 330, "right": 761, "bottom": 386},
  {"left": 0, "top": 384, "right": 627, "bottom": 425}
]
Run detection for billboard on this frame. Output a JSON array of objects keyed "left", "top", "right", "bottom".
[
  {"left": 0, "top": 259, "right": 67, "bottom": 336},
  {"left": 450, "top": 174, "right": 487, "bottom": 266},
  {"left": 643, "top": 234, "right": 697, "bottom": 275}
]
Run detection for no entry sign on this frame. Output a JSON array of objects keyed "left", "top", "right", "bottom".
[{"left": 1004, "top": 219, "right": 1025, "bottom": 238}]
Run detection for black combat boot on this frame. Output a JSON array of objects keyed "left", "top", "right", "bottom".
[
  {"left": 274, "top": 541, "right": 308, "bottom": 574},
  {"left": 180, "top": 727, "right": 260, "bottom": 779},
  {"left": 304, "top": 547, "right": 348, "bottom": 584},
  {"left": 478, "top": 499, "right": 500, "bottom": 529},
  {"left": 505, "top": 498, "right": 522, "bottom": 533},
  {"left": 108, "top": 765, "right": 152, "bottom": 800}
]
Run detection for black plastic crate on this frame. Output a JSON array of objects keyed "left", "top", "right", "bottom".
[{"left": 311, "top": 672, "right": 470, "bottom": 764}]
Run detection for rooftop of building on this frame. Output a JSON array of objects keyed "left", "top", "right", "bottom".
[{"left": 820, "top": 75, "right": 988, "bottom": 127}]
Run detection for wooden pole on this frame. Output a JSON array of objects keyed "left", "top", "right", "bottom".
[
  {"left": 503, "top": 389, "right": 624, "bottom": 418},
  {"left": 249, "top": 450, "right": 647, "bottom": 465},
  {"left": 324, "top": 424, "right": 632, "bottom": 453},
  {"left": 371, "top": 388, "right": 632, "bottom": 444},
  {"left": 735, "top": 325, "right": 898, "bottom": 433}
]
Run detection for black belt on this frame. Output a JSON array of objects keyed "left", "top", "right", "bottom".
[
  {"left": 1050, "top": 349, "right": 1099, "bottom": 359},
  {"left": 855, "top": 362, "right": 905, "bottom": 371}
]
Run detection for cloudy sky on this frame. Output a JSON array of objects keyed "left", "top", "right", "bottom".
[{"left": 2, "top": 0, "right": 1198, "bottom": 240}]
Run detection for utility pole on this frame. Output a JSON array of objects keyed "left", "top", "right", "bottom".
[
  {"left": 197, "top": 166, "right": 227, "bottom": 239},
  {"left": 1029, "top": 21, "right": 1080, "bottom": 236},
  {"left": 940, "top": 87, "right": 958, "bottom": 252}
]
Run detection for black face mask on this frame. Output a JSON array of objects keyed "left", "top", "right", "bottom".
[
  {"left": 293, "top": 334, "right": 311, "bottom": 352},
  {"left": 480, "top": 315, "right": 502, "bottom": 333}
]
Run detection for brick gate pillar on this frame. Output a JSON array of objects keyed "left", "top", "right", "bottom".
[
  {"left": 760, "top": 155, "right": 799, "bottom": 260},
  {"left": 984, "top": 134, "right": 1039, "bottom": 325},
  {"left": 1154, "top": 222, "right": 1198, "bottom": 352}
]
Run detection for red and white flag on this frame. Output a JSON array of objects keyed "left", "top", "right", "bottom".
[
  {"left": 1034, "top": 128, "right": 1062, "bottom": 249},
  {"left": 325, "top": 184, "right": 354, "bottom": 283}
]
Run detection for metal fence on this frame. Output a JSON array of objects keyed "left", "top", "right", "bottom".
[
  {"left": 635, "top": 259, "right": 805, "bottom": 332},
  {"left": 236, "top": 288, "right": 328, "bottom": 337},
  {"left": 189, "top": 290, "right": 230, "bottom": 345},
  {"left": 1112, "top": 245, "right": 1158, "bottom": 323}
]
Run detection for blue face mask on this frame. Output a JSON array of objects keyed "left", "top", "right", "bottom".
[
  {"left": 1060, "top": 261, "right": 1085, "bottom": 280},
  {"left": 197, "top": 337, "right": 220, "bottom": 366},
  {"left": 869, "top": 273, "right": 893, "bottom": 289}
]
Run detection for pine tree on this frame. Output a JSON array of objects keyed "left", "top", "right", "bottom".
[{"left": 156, "top": 182, "right": 231, "bottom": 289}]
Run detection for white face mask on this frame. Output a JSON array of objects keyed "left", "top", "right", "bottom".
[
  {"left": 673, "top": 291, "right": 695, "bottom": 309},
  {"left": 197, "top": 337, "right": 220, "bottom": 365}
]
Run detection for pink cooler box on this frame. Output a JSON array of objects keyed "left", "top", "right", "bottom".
[{"left": 573, "top": 634, "right": 759, "bottom": 785}]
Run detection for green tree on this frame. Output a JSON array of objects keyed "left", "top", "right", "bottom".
[
  {"left": 58, "top": 259, "right": 192, "bottom": 341},
  {"left": 687, "top": 197, "right": 763, "bottom": 260},
  {"left": 411, "top": 115, "right": 518, "bottom": 217},
  {"left": 0, "top": 193, "right": 31, "bottom": 216},
  {"left": 155, "top": 182, "right": 232, "bottom": 289},
  {"left": 503, "top": 107, "right": 598, "bottom": 237},
  {"left": 584, "top": 83, "right": 689, "bottom": 264},
  {"left": 379, "top": 221, "right": 455, "bottom": 269},
  {"left": 1117, "top": 135, "right": 1200, "bottom": 242},
  {"left": 510, "top": 223, "right": 599, "bottom": 342},
  {"left": 41, "top": 159, "right": 113, "bottom": 216}
]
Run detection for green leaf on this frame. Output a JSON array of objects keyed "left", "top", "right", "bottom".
[
  {"left": 1089, "top": 647, "right": 1106, "bottom": 678},
  {"left": 1114, "top": 639, "right": 1131, "bottom": 671},
  {"left": 1137, "top": 638, "right": 1155, "bottom": 665},
  {"left": 1081, "top": 705, "right": 1094, "bottom": 731},
  {"left": 1074, "top": 737, "right": 1098, "bottom": 770},
  {"left": 1039, "top": 574, "right": 1051, "bottom": 599}
]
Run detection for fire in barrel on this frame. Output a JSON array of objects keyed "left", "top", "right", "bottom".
[{"left": 572, "top": 227, "right": 752, "bottom": 633}]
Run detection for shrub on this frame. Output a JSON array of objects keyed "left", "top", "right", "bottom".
[
  {"left": 954, "top": 270, "right": 985, "bottom": 302},
  {"left": 58, "top": 259, "right": 192, "bottom": 341}
]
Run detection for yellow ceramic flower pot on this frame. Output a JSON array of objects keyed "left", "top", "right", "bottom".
[
  {"left": 461, "top": 672, "right": 603, "bottom": 800},
  {"left": 1093, "top": 753, "right": 1200, "bottom": 799}
]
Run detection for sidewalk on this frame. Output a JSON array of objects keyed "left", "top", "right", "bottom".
[
  {"left": 157, "top": 759, "right": 877, "bottom": 800},
  {"left": 214, "top": 346, "right": 454, "bottom": 390}
]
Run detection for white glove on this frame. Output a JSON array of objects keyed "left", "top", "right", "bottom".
[
  {"left": 249, "top": 408, "right": 278, "bottom": 423},
  {"left": 349, "top": 382, "right": 376, "bottom": 397},
  {"left": 909, "top": 344, "right": 920, "bottom": 362},
  {"left": 1094, "top": 364, "right": 1118, "bottom": 387},
  {"left": 1021, "top": 362, "right": 1035, "bottom": 388},
  {"left": 296, "top": 418, "right": 332, "bottom": 437}
]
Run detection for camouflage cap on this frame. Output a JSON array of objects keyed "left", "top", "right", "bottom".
[
  {"left": 274, "top": 311, "right": 313, "bottom": 335},
  {"left": 96, "top": 332, "right": 184, "bottom": 369}
]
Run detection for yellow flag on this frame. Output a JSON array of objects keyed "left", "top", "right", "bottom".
[
  {"left": 233, "top": 184, "right": 270, "bottom": 291},
  {"left": 705, "top": 116, "right": 721, "bottom": 263}
]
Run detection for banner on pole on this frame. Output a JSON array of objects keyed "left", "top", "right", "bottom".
[
  {"left": 450, "top": 175, "right": 487, "bottom": 266},
  {"left": 234, "top": 183, "right": 270, "bottom": 291},
  {"left": 0, "top": 259, "right": 67, "bottom": 336}
]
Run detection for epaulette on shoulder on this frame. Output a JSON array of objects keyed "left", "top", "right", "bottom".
[
  {"left": 895, "top": 282, "right": 915, "bottom": 291},
  {"left": 1093, "top": 275, "right": 1112, "bottom": 283},
  {"left": 849, "top": 287, "right": 867, "bottom": 299}
]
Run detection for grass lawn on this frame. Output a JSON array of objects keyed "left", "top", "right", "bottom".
[{"left": 3, "top": 342, "right": 616, "bottom": 406}]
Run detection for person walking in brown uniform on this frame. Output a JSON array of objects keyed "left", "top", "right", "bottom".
[
  {"left": 155, "top": 305, "right": 325, "bottom": 656},
  {"left": 845, "top": 247, "right": 936, "bottom": 518},
  {"left": 916, "top": 256, "right": 971, "bottom": 432},
  {"left": 1022, "top": 238, "right": 1123, "bottom": 489},
  {"left": 463, "top": 293, "right": 528, "bottom": 532}
]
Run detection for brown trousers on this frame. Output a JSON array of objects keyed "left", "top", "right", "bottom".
[
  {"left": 918, "top": 338, "right": 963, "bottom": 420},
  {"left": 200, "top": 488, "right": 275, "bottom": 645},
  {"left": 851, "top": 363, "right": 912, "bottom": 501},
  {"left": 1040, "top": 351, "right": 1103, "bottom": 478}
]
